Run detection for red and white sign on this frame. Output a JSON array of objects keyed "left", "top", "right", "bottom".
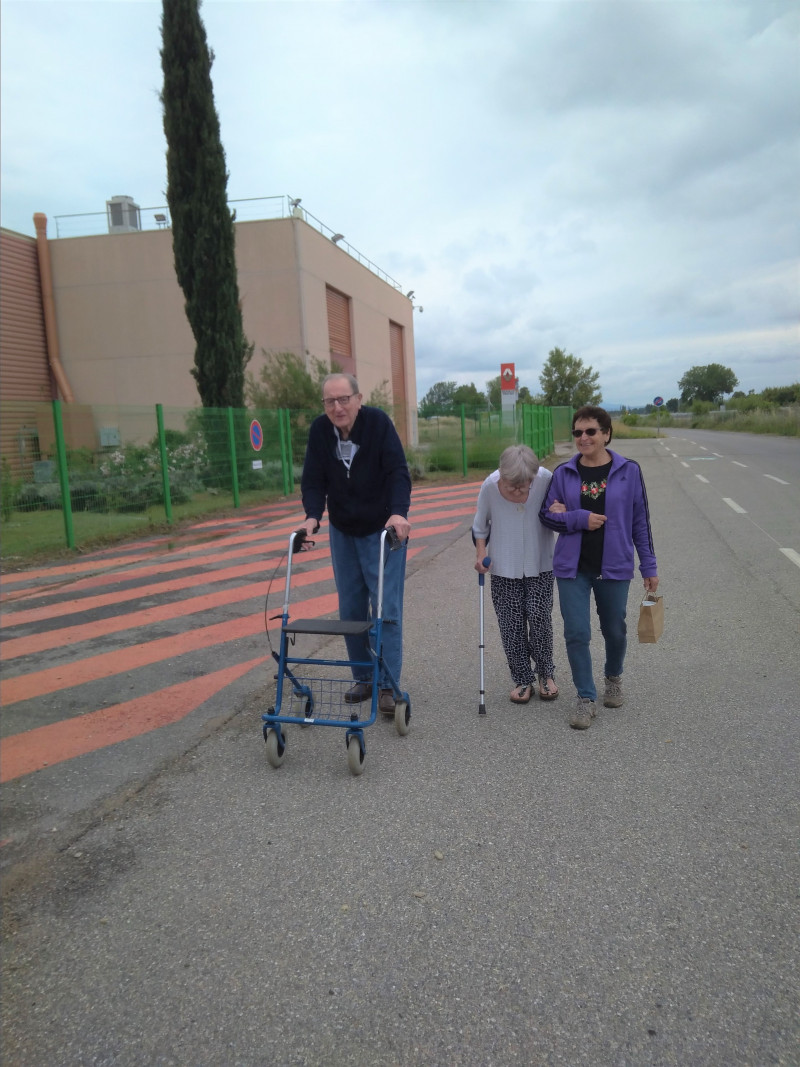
[{"left": 500, "top": 363, "right": 517, "bottom": 391}]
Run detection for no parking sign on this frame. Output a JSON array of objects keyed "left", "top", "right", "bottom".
[{"left": 249, "top": 419, "right": 263, "bottom": 451}]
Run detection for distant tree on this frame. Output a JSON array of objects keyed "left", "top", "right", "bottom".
[
  {"left": 453, "top": 383, "right": 484, "bottom": 409},
  {"left": 160, "top": 0, "right": 250, "bottom": 408},
  {"left": 761, "top": 383, "right": 800, "bottom": 405},
  {"left": 518, "top": 385, "right": 532, "bottom": 403},
  {"left": 539, "top": 347, "right": 602, "bottom": 406},
  {"left": 678, "top": 363, "right": 738, "bottom": 405},
  {"left": 419, "top": 381, "right": 457, "bottom": 417},
  {"left": 486, "top": 376, "right": 502, "bottom": 410},
  {"left": 246, "top": 352, "right": 335, "bottom": 410},
  {"left": 666, "top": 397, "right": 680, "bottom": 413}
]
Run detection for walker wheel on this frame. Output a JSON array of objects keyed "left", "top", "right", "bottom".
[
  {"left": 346, "top": 734, "right": 365, "bottom": 776},
  {"left": 394, "top": 698, "right": 411, "bottom": 736},
  {"left": 265, "top": 728, "right": 286, "bottom": 768}
]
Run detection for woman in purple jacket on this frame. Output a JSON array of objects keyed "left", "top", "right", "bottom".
[{"left": 540, "top": 406, "right": 659, "bottom": 730}]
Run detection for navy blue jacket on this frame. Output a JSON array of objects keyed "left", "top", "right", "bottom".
[{"left": 301, "top": 406, "right": 411, "bottom": 537}]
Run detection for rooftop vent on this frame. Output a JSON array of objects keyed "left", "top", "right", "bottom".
[{"left": 106, "top": 195, "right": 141, "bottom": 234}]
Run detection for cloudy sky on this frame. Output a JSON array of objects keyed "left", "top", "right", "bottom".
[{"left": 2, "top": 0, "right": 798, "bottom": 406}]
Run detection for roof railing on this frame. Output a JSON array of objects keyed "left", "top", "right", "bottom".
[{"left": 52, "top": 195, "right": 404, "bottom": 291}]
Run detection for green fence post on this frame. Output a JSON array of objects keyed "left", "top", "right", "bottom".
[
  {"left": 227, "top": 407, "right": 240, "bottom": 508},
  {"left": 155, "top": 403, "right": 173, "bottom": 524},
  {"left": 286, "top": 412, "right": 294, "bottom": 493},
  {"left": 51, "top": 399, "right": 75, "bottom": 549},
  {"left": 460, "top": 404, "right": 468, "bottom": 476},
  {"left": 278, "top": 410, "right": 291, "bottom": 495}
]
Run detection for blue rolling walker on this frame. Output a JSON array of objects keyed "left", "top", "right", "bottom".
[{"left": 262, "top": 527, "right": 411, "bottom": 776}]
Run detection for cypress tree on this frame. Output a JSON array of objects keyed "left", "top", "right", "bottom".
[{"left": 160, "top": 0, "right": 250, "bottom": 408}]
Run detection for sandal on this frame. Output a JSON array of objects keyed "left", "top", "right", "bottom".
[
  {"left": 538, "top": 679, "right": 559, "bottom": 701},
  {"left": 510, "top": 684, "right": 533, "bottom": 704}
]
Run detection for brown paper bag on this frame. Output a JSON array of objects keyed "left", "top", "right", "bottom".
[{"left": 637, "top": 592, "right": 664, "bottom": 643}]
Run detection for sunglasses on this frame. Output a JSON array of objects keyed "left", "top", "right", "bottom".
[{"left": 572, "top": 427, "right": 601, "bottom": 438}]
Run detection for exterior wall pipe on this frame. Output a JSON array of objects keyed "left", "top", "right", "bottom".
[{"left": 33, "top": 212, "right": 75, "bottom": 403}]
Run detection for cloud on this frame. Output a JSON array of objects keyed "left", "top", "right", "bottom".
[{"left": 1, "top": 0, "right": 797, "bottom": 406}]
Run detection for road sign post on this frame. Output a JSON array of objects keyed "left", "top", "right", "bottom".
[{"left": 653, "top": 396, "right": 664, "bottom": 437}]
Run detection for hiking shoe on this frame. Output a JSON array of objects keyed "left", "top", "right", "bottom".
[
  {"left": 344, "top": 682, "right": 372, "bottom": 704},
  {"left": 603, "top": 675, "right": 624, "bottom": 708},
  {"left": 379, "top": 689, "right": 396, "bottom": 716},
  {"left": 569, "top": 697, "right": 596, "bottom": 730}
]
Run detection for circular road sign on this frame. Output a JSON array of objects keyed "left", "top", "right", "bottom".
[
  {"left": 249, "top": 419, "right": 263, "bottom": 451},
  {"left": 653, "top": 396, "right": 664, "bottom": 407}
]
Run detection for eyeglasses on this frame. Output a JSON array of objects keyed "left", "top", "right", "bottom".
[
  {"left": 500, "top": 479, "right": 532, "bottom": 494},
  {"left": 572, "top": 427, "right": 600, "bottom": 438},
  {"left": 323, "top": 394, "right": 356, "bottom": 409}
]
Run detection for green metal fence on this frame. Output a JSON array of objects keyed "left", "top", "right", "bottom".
[{"left": 0, "top": 400, "right": 571, "bottom": 557}]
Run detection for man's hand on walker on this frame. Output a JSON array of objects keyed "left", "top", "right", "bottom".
[{"left": 387, "top": 515, "right": 410, "bottom": 541}]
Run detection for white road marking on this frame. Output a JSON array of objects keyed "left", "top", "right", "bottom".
[
  {"left": 681, "top": 461, "right": 690, "bottom": 468},
  {"left": 700, "top": 445, "right": 708, "bottom": 451},
  {"left": 713, "top": 453, "right": 723, "bottom": 457},
  {"left": 724, "top": 498, "right": 747, "bottom": 514},
  {"left": 764, "top": 474, "right": 789, "bottom": 485},
  {"left": 780, "top": 548, "right": 800, "bottom": 570},
  {"left": 696, "top": 474, "right": 710, "bottom": 483},
  {"left": 732, "top": 461, "right": 748, "bottom": 468}
]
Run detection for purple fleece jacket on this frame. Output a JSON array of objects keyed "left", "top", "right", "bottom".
[{"left": 539, "top": 449, "right": 657, "bottom": 580}]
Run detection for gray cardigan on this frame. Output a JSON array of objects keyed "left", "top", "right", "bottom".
[{"left": 472, "top": 467, "right": 555, "bottom": 579}]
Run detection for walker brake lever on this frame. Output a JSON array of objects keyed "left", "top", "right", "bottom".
[
  {"left": 386, "top": 525, "right": 404, "bottom": 551},
  {"left": 291, "top": 529, "right": 315, "bottom": 554}
]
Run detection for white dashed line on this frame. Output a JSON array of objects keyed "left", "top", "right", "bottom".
[
  {"left": 681, "top": 461, "right": 690, "bottom": 468},
  {"left": 780, "top": 548, "right": 800, "bottom": 570},
  {"left": 695, "top": 474, "right": 710, "bottom": 483},
  {"left": 732, "top": 461, "right": 747, "bottom": 468},
  {"left": 723, "top": 498, "right": 747, "bottom": 514},
  {"left": 764, "top": 474, "right": 789, "bottom": 485}
]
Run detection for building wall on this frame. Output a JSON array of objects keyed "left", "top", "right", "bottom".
[
  {"left": 0, "top": 229, "right": 56, "bottom": 474},
  {"left": 43, "top": 216, "right": 417, "bottom": 443}
]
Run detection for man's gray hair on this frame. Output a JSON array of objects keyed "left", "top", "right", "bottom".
[
  {"left": 498, "top": 444, "right": 539, "bottom": 485},
  {"left": 323, "top": 372, "right": 360, "bottom": 395}
]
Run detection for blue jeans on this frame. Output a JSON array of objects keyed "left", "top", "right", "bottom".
[
  {"left": 556, "top": 573, "right": 630, "bottom": 701},
  {"left": 329, "top": 525, "right": 407, "bottom": 689}
]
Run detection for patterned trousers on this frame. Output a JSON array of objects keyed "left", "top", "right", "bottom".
[{"left": 490, "top": 572, "right": 556, "bottom": 687}]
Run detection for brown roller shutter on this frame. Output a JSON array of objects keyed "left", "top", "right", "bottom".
[
  {"left": 389, "top": 321, "right": 407, "bottom": 445},
  {"left": 326, "top": 286, "right": 354, "bottom": 376}
]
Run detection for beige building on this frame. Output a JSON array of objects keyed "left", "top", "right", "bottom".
[{"left": 0, "top": 198, "right": 418, "bottom": 474}]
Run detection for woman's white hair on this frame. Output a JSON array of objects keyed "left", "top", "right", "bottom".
[{"left": 498, "top": 444, "right": 539, "bottom": 485}]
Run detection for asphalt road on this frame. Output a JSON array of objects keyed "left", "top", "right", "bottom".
[{"left": 2, "top": 434, "right": 798, "bottom": 1066}]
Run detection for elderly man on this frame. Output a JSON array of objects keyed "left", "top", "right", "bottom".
[{"left": 299, "top": 373, "right": 411, "bottom": 714}]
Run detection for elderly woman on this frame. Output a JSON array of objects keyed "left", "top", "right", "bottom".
[{"left": 473, "top": 444, "right": 558, "bottom": 704}]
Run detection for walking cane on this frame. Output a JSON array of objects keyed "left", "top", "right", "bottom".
[{"left": 478, "top": 556, "right": 491, "bottom": 715}]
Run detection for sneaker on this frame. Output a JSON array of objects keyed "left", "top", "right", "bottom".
[
  {"left": 603, "top": 675, "right": 624, "bottom": 708},
  {"left": 379, "top": 689, "right": 396, "bottom": 716},
  {"left": 344, "top": 682, "right": 372, "bottom": 704},
  {"left": 569, "top": 697, "right": 596, "bottom": 730}
]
